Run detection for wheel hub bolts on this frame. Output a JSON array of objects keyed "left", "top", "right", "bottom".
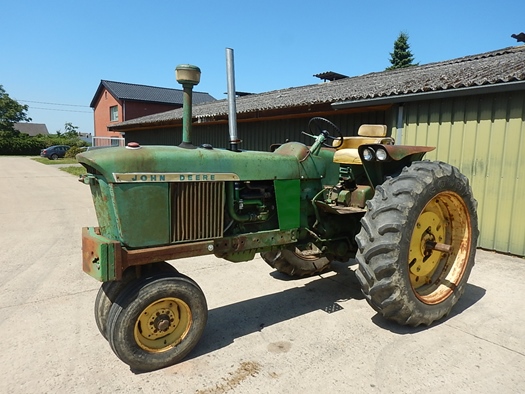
[{"left": 153, "top": 314, "right": 171, "bottom": 331}]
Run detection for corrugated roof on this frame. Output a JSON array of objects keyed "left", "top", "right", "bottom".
[
  {"left": 90, "top": 80, "right": 216, "bottom": 107},
  {"left": 111, "top": 46, "right": 525, "bottom": 130}
]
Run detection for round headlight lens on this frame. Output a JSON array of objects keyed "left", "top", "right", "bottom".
[
  {"left": 376, "top": 148, "right": 388, "bottom": 161},
  {"left": 362, "top": 148, "right": 374, "bottom": 161}
]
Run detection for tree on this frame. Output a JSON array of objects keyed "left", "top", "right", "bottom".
[
  {"left": 56, "top": 122, "right": 79, "bottom": 138},
  {"left": 63, "top": 122, "right": 79, "bottom": 137},
  {"left": 386, "top": 32, "right": 418, "bottom": 70},
  {"left": 0, "top": 85, "right": 31, "bottom": 132}
]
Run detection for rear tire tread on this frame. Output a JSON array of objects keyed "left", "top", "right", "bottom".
[
  {"left": 261, "top": 248, "right": 331, "bottom": 278},
  {"left": 355, "top": 161, "right": 478, "bottom": 326}
]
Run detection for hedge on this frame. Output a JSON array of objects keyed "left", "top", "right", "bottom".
[{"left": 0, "top": 133, "right": 88, "bottom": 155}]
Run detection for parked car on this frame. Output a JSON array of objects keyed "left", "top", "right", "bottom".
[{"left": 40, "top": 145, "right": 70, "bottom": 160}]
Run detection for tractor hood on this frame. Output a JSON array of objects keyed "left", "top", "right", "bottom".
[{"left": 76, "top": 142, "right": 333, "bottom": 182}]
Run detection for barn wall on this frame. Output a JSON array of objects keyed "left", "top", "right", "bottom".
[
  {"left": 125, "top": 110, "right": 390, "bottom": 151},
  {"left": 402, "top": 92, "right": 525, "bottom": 255}
]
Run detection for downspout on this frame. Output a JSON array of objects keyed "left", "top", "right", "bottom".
[
  {"left": 92, "top": 107, "right": 95, "bottom": 146},
  {"left": 396, "top": 104, "right": 404, "bottom": 144},
  {"left": 122, "top": 101, "right": 126, "bottom": 143}
]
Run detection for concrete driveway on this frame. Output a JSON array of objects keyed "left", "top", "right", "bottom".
[{"left": 0, "top": 156, "right": 524, "bottom": 393}]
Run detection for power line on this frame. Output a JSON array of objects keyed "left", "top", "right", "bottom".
[
  {"left": 30, "top": 106, "right": 92, "bottom": 113},
  {"left": 18, "top": 99, "right": 91, "bottom": 108}
]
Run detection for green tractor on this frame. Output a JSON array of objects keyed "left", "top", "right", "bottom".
[{"left": 78, "top": 61, "right": 478, "bottom": 371}]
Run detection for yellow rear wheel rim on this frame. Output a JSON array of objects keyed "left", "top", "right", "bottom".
[{"left": 408, "top": 192, "right": 472, "bottom": 304}]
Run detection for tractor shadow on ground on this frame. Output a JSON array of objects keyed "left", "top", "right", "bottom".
[
  {"left": 186, "top": 260, "right": 363, "bottom": 361},
  {"left": 370, "top": 282, "right": 486, "bottom": 334}
]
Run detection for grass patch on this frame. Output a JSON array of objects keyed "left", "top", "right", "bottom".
[
  {"left": 31, "top": 157, "right": 79, "bottom": 165},
  {"left": 30, "top": 156, "right": 85, "bottom": 177},
  {"left": 60, "top": 166, "right": 86, "bottom": 177}
]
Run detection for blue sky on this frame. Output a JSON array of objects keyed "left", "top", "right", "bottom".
[{"left": 1, "top": 0, "right": 523, "bottom": 135}]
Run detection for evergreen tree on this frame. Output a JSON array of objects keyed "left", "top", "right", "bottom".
[{"left": 386, "top": 32, "right": 418, "bottom": 70}]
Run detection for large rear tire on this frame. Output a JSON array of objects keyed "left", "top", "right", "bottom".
[
  {"left": 355, "top": 161, "right": 478, "bottom": 326},
  {"left": 261, "top": 244, "right": 331, "bottom": 278}
]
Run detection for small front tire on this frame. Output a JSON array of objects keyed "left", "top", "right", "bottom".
[
  {"left": 94, "top": 262, "right": 177, "bottom": 340},
  {"left": 107, "top": 273, "right": 208, "bottom": 371}
]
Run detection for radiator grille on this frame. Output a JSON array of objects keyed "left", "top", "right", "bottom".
[{"left": 171, "top": 182, "right": 225, "bottom": 243}]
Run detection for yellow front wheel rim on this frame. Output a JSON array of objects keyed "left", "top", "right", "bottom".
[{"left": 134, "top": 297, "right": 192, "bottom": 353}]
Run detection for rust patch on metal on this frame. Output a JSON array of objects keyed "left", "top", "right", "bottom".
[
  {"left": 214, "top": 229, "right": 297, "bottom": 257},
  {"left": 273, "top": 142, "right": 310, "bottom": 162},
  {"left": 426, "top": 241, "right": 453, "bottom": 254},
  {"left": 82, "top": 227, "right": 99, "bottom": 278},
  {"left": 122, "top": 240, "right": 215, "bottom": 269},
  {"left": 82, "top": 227, "right": 123, "bottom": 281}
]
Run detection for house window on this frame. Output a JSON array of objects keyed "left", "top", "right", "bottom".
[{"left": 110, "top": 106, "right": 119, "bottom": 122}]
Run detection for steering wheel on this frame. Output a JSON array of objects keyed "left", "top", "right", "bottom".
[{"left": 307, "top": 117, "right": 344, "bottom": 148}]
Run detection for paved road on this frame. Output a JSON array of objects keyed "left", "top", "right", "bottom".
[{"left": 0, "top": 156, "right": 524, "bottom": 393}]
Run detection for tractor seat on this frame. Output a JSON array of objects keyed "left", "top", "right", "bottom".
[{"left": 333, "top": 124, "right": 394, "bottom": 165}]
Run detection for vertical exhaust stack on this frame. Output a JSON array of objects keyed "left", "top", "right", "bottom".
[
  {"left": 175, "top": 64, "right": 201, "bottom": 149},
  {"left": 226, "top": 48, "right": 241, "bottom": 151}
]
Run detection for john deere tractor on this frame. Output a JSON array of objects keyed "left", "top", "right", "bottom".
[{"left": 78, "top": 60, "right": 478, "bottom": 371}]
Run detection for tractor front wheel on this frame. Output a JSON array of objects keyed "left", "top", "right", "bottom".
[
  {"left": 106, "top": 272, "right": 207, "bottom": 371},
  {"left": 355, "top": 161, "right": 478, "bottom": 326},
  {"left": 94, "top": 261, "right": 178, "bottom": 340},
  {"left": 261, "top": 244, "right": 331, "bottom": 277}
]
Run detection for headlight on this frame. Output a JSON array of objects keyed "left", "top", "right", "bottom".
[
  {"left": 362, "top": 148, "right": 374, "bottom": 161},
  {"left": 376, "top": 148, "right": 388, "bottom": 161}
]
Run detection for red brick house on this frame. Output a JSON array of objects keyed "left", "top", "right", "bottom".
[{"left": 90, "top": 80, "right": 215, "bottom": 145}]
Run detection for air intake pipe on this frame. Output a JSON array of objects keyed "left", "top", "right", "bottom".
[{"left": 175, "top": 64, "right": 201, "bottom": 149}]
